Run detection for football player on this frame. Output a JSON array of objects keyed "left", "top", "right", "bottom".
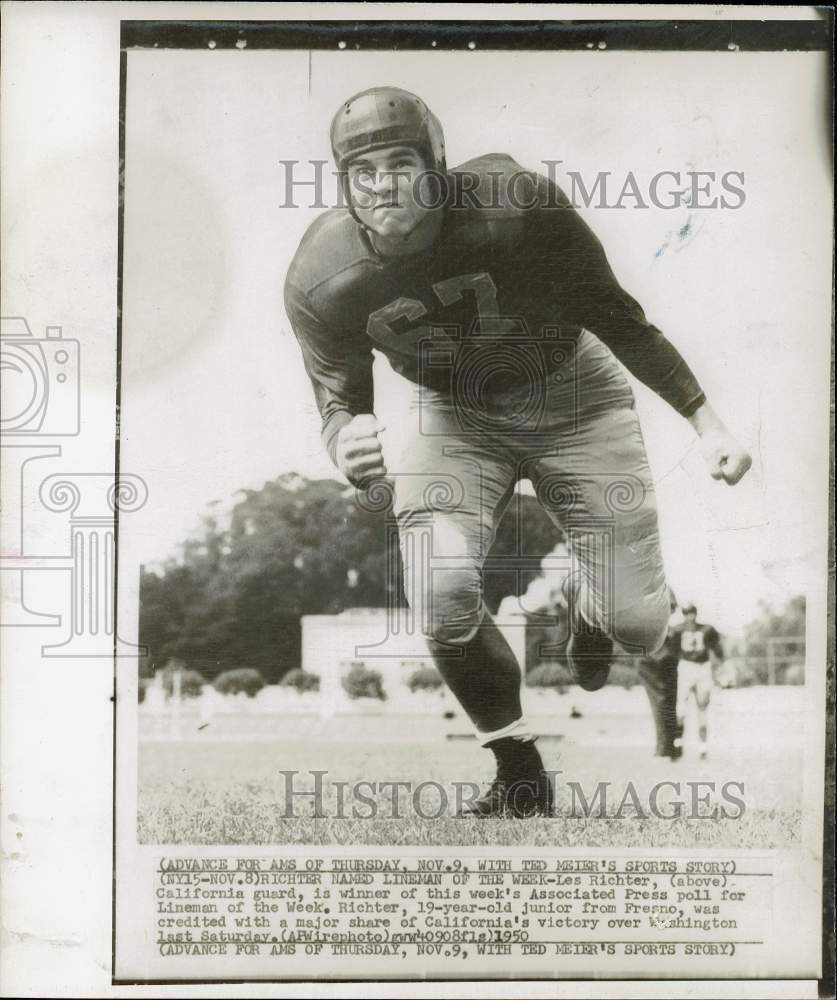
[
  {"left": 673, "top": 602, "right": 724, "bottom": 759},
  {"left": 285, "top": 87, "right": 751, "bottom": 816}
]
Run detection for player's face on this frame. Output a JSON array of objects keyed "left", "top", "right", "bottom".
[{"left": 347, "top": 146, "right": 430, "bottom": 238}]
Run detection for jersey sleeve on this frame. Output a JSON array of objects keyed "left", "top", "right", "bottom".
[
  {"left": 284, "top": 280, "right": 375, "bottom": 467},
  {"left": 532, "top": 177, "right": 707, "bottom": 418}
]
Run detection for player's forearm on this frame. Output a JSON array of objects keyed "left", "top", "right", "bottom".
[
  {"left": 555, "top": 211, "right": 707, "bottom": 416},
  {"left": 285, "top": 283, "right": 375, "bottom": 469},
  {"left": 686, "top": 400, "right": 728, "bottom": 436},
  {"left": 603, "top": 321, "right": 706, "bottom": 417}
]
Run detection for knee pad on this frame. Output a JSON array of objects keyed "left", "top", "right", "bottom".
[
  {"left": 405, "top": 568, "right": 484, "bottom": 646},
  {"left": 423, "top": 579, "right": 484, "bottom": 645}
]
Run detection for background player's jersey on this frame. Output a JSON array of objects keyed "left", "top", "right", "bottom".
[
  {"left": 673, "top": 621, "right": 723, "bottom": 664},
  {"left": 285, "top": 154, "right": 706, "bottom": 465}
]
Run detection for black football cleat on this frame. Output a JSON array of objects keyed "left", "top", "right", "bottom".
[
  {"left": 671, "top": 718, "right": 685, "bottom": 756},
  {"left": 561, "top": 574, "right": 613, "bottom": 691},
  {"left": 458, "top": 737, "right": 555, "bottom": 819},
  {"left": 566, "top": 626, "right": 613, "bottom": 692}
]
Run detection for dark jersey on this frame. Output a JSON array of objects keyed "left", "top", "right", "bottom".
[
  {"left": 284, "top": 154, "right": 706, "bottom": 465},
  {"left": 673, "top": 621, "right": 723, "bottom": 664}
]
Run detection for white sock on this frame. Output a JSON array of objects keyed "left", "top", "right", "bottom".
[{"left": 477, "top": 717, "right": 535, "bottom": 747}]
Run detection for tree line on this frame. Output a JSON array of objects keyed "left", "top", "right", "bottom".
[{"left": 139, "top": 473, "right": 563, "bottom": 683}]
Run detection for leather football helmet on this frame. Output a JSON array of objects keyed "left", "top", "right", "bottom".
[{"left": 330, "top": 87, "right": 446, "bottom": 175}]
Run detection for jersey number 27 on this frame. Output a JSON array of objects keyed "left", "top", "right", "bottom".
[{"left": 366, "top": 272, "right": 506, "bottom": 348}]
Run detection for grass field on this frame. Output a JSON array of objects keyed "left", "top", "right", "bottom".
[{"left": 138, "top": 725, "right": 801, "bottom": 847}]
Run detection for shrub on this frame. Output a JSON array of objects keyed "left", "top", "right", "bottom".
[
  {"left": 606, "top": 658, "right": 638, "bottom": 689},
  {"left": 782, "top": 662, "right": 805, "bottom": 685},
  {"left": 158, "top": 662, "right": 206, "bottom": 699},
  {"left": 527, "top": 658, "right": 639, "bottom": 689},
  {"left": 406, "top": 664, "right": 444, "bottom": 693},
  {"left": 525, "top": 662, "right": 573, "bottom": 689},
  {"left": 341, "top": 661, "right": 387, "bottom": 701},
  {"left": 281, "top": 668, "right": 320, "bottom": 693},
  {"left": 213, "top": 667, "right": 265, "bottom": 698},
  {"left": 726, "top": 659, "right": 753, "bottom": 687}
]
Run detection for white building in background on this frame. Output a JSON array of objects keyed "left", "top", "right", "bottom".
[
  {"left": 302, "top": 607, "right": 440, "bottom": 717},
  {"left": 301, "top": 603, "right": 538, "bottom": 719}
]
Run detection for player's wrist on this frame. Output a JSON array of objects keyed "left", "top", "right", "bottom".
[{"left": 687, "top": 401, "right": 726, "bottom": 437}]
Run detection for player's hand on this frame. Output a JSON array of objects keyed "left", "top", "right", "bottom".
[
  {"left": 336, "top": 413, "right": 388, "bottom": 487},
  {"left": 699, "top": 429, "right": 752, "bottom": 485},
  {"left": 687, "top": 402, "right": 752, "bottom": 486}
]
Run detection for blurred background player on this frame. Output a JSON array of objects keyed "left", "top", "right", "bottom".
[
  {"left": 674, "top": 602, "right": 724, "bottom": 759},
  {"left": 638, "top": 588, "right": 683, "bottom": 759}
]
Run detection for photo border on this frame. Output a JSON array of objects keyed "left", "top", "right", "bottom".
[{"left": 113, "top": 15, "right": 835, "bottom": 992}]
